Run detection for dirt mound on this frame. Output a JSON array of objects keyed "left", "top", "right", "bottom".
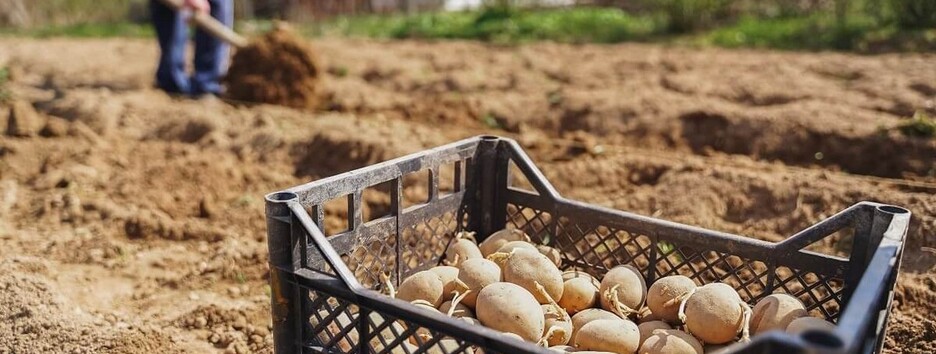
[
  {"left": 0, "top": 257, "right": 178, "bottom": 354},
  {"left": 225, "top": 25, "right": 322, "bottom": 109}
]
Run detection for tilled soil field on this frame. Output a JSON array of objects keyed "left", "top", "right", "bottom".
[{"left": 0, "top": 37, "right": 934, "bottom": 353}]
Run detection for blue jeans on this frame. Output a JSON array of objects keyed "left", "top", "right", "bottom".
[{"left": 149, "top": 0, "right": 233, "bottom": 96}]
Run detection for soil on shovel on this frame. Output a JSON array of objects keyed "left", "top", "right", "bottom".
[{"left": 225, "top": 26, "right": 322, "bottom": 109}]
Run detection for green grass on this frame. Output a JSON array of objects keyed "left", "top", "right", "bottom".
[
  {"left": 309, "top": 7, "right": 933, "bottom": 51},
  {"left": 701, "top": 13, "right": 936, "bottom": 51},
  {"left": 0, "top": 22, "right": 153, "bottom": 38},
  {"left": 703, "top": 14, "right": 875, "bottom": 50},
  {"left": 309, "top": 7, "right": 662, "bottom": 44}
]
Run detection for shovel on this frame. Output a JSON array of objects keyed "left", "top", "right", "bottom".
[{"left": 154, "top": 0, "right": 249, "bottom": 48}]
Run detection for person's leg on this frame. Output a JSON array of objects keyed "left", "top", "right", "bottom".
[
  {"left": 149, "top": 0, "right": 190, "bottom": 94},
  {"left": 191, "top": 0, "right": 233, "bottom": 96}
]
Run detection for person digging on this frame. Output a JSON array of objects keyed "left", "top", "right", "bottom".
[{"left": 148, "top": 0, "right": 322, "bottom": 108}]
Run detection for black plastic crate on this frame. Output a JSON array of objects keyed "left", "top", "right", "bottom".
[{"left": 264, "top": 135, "right": 910, "bottom": 354}]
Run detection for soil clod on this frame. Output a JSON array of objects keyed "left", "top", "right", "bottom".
[{"left": 225, "top": 25, "right": 322, "bottom": 109}]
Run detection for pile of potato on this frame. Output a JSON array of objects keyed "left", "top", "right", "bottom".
[{"left": 385, "top": 229, "right": 836, "bottom": 354}]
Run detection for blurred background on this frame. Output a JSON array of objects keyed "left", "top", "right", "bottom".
[{"left": 1, "top": 0, "right": 934, "bottom": 52}]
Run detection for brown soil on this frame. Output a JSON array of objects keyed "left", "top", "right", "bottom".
[
  {"left": 225, "top": 25, "right": 322, "bottom": 109},
  {"left": 0, "top": 36, "right": 934, "bottom": 353}
]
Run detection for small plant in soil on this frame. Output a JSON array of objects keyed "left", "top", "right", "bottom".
[
  {"left": 0, "top": 67, "right": 11, "bottom": 104},
  {"left": 898, "top": 111, "right": 935, "bottom": 138}
]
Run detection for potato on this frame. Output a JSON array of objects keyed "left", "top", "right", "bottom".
[
  {"left": 536, "top": 244, "right": 563, "bottom": 267},
  {"left": 492, "top": 248, "right": 564, "bottom": 304},
  {"left": 571, "top": 309, "right": 621, "bottom": 342},
  {"left": 682, "top": 283, "right": 745, "bottom": 344},
  {"left": 429, "top": 266, "right": 461, "bottom": 300},
  {"left": 750, "top": 294, "right": 807, "bottom": 335},
  {"left": 639, "top": 329, "right": 703, "bottom": 354},
  {"left": 786, "top": 316, "right": 835, "bottom": 335},
  {"left": 573, "top": 319, "right": 640, "bottom": 354},
  {"left": 456, "top": 258, "right": 502, "bottom": 308},
  {"left": 599, "top": 265, "right": 647, "bottom": 318},
  {"left": 637, "top": 321, "right": 672, "bottom": 347},
  {"left": 445, "top": 233, "right": 482, "bottom": 266},
  {"left": 542, "top": 304, "right": 573, "bottom": 346},
  {"left": 398, "top": 271, "right": 445, "bottom": 307},
  {"left": 558, "top": 277, "right": 600, "bottom": 315},
  {"left": 477, "top": 282, "right": 545, "bottom": 342},
  {"left": 479, "top": 229, "right": 530, "bottom": 257},
  {"left": 440, "top": 299, "right": 474, "bottom": 318},
  {"left": 646, "top": 275, "right": 696, "bottom": 323}
]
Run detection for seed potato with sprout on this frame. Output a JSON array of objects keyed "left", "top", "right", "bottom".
[
  {"left": 456, "top": 258, "right": 502, "bottom": 308},
  {"left": 571, "top": 309, "right": 621, "bottom": 342},
  {"left": 479, "top": 229, "right": 530, "bottom": 257},
  {"left": 476, "top": 282, "right": 545, "bottom": 342},
  {"left": 491, "top": 248, "right": 563, "bottom": 303},
  {"left": 558, "top": 276, "right": 600, "bottom": 314},
  {"left": 785, "top": 316, "right": 835, "bottom": 335},
  {"left": 646, "top": 275, "right": 696, "bottom": 323},
  {"left": 440, "top": 298, "right": 474, "bottom": 318},
  {"left": 750, "top": 293, "right": 807, "bottom": 335},
  {"left": 397, "top": 271, "right": 445, "bottom": 307},
  {"left": 541, "top": 303, "right": 573, "bottom": 346},
  {"left": 534, "top": 281, "right": 573, "bottom": 346},
  {"left": 573, "top": 318, "right": 640, "bottom": 354},
  {"left": 445, "top": 232, "right": 482, "bottom": 266},
  {"left": 637, "top": 320, "right": 672, "bottom": 347},
  {"left": 639, "top": 329, "right": 704, "bottom": 354},
  {"left": 429, "top": 266, "right": 461, "bottom": 300},
  {"left": 599, "top": 265, "right": 647, "bottom": 319},
  {"left": 680, "top": 283, "right": 751, "bottom": 344}
]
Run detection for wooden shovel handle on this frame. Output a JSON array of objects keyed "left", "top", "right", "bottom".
[{"left": 155, "top": 0, "right": 249, "bottom": 48}]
